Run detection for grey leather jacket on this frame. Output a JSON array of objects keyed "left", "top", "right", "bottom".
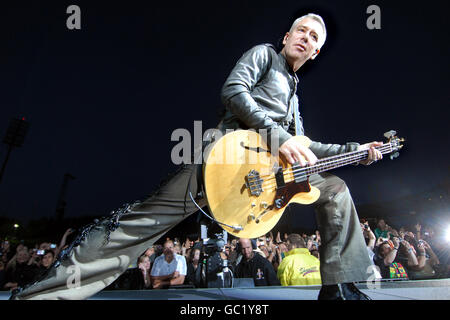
[{"left": 218, "top": 44, "right": 359, "bottom": 159}]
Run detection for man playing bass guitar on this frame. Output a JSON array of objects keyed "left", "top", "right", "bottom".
[{"left": 11, "top": 13, "right": 382, "bottom": 300}]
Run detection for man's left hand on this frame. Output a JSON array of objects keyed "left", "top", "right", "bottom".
[{"left": 358, "top": 141, "right": 383, "bottom": 165}]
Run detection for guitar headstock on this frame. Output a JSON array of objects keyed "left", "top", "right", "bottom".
[{"left": 383, "top": 130, "right": 405, "bottom": 160}]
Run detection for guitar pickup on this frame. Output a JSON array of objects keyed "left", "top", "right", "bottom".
[
  {"left": 246, "top": 170, "right": 263, "bottom": 196},
  {"left": 274, "top": 166, "right": 285, "bottom": 189}
]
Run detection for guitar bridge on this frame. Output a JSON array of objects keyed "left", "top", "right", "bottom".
[{"left": 245, "top": 169, "right": 263, "bottom": 196}]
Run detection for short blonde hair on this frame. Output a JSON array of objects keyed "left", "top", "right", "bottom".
[{"left": 289, "top": 13, "right": 327, "bottom": 49}]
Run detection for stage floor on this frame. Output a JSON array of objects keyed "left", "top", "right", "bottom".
[
  {"left": 1, "top": 279, "right": 449, "bottom": 300},
  {"left": 90, "top": 279, "right": 450, "bottom": 300}
]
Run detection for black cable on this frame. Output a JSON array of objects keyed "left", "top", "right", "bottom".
[{"left": 185, "top": 163, "right": 243, "bottom": 231}]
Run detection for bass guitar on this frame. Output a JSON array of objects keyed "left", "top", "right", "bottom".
[{"left": 202, "top": 130, "right": 404, "bottom": 238}]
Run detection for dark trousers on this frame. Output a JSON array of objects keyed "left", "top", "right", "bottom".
[{"left": 309, "top": 172, "right": 373, "bottom": 285}]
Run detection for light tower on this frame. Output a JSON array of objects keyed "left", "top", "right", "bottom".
[{"left": 0, "top": 117, "right": 30, "bottom": 184}]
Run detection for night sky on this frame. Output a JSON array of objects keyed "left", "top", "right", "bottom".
[{"left": 0, "top": 1, "right": 449, "bottom": 232}]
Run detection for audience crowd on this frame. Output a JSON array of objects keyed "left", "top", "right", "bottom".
[{"left": 1, "top": 218, "right": 449, "bottom": 292}]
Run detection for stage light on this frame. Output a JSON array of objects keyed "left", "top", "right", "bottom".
[
  {"left": 13, "top": 224, "right": 19, "bottom": 229},
  {"left": 446, "top": 226, "right": 450, "bottom": 242}
]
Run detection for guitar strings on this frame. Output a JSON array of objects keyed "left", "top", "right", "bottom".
[
  {"left": 248, "top": 148, "right": 390, "bottom": 190},
  {"left": 257, "top": 152, "right": 380, "bottom": 191},
  {"left": 259, "top": 146, "right": 392, "bottom": 191},
  {"left": 253, "top": 143, "right": 391, "bottom": 180},
  {"left": 288, "top": 144, "right": 392, "bottom": 176},
  {"left": 251, "top": 144, "right": 391, "bottom": 183},
  {"left": 247, "top": 144, "right": 393, "bottom": 191}
]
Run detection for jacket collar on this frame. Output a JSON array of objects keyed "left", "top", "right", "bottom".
[
  {"left": 285, "top": 248, "right": 310, "bottom": 257},
  {"left": 278, "top": 51, "right": 299, "bottom": 83}
]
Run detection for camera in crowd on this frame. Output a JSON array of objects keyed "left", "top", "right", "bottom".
[
  {"left": 203, "top": 237, "right": 226, "bottom": 256},
  {"left": 192, "top": 220, "right": 232, "bottom": 288}
]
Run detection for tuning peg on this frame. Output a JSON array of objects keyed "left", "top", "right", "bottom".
[
  {"left": 390, "top": 152, "right": 399, "bottom": 160},
  {"left": 384, "top": 130, "right": 397, "bottom": 139}
]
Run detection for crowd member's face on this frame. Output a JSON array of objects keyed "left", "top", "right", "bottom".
[
  {"left": 145, "top": 248, "right": 154, "bottom": 256},
  {"left": 141, "top": 256, "right": 151, "bottom": 270},
  {"left": 281, "top": 17, "right": 324, "bottom": 69},
  {"left": 193, "top": 249, "right": 200, "bottom": 262},
  {"left": 379, "top": 243, "right": 391, "bottom": 257},
  {"left": 259, "top": 245, "right": 269, "bottom": 257},
  {"left": 239, "top": 239, "right": 254, "bottom": 261},
  {"left": 163, "top": 241, "right": 175, "bottom": 262},
  {"left": 279, "top": 243, "right": 288, "bottom": 253},
  {"left": 16, "top": 250, "right": 29, "bottom": 264},
  {"left": 2, "top": 241, "right": 10, "bottom": 251},
  {"left": 41, "top": 252, "right": 54, "bottom": 268},
  {"left": 378, "top": 220, "right": 386, "bottom": 229},
  {"left": 164, "top": 241, "right": 174, "bottom": 252}
]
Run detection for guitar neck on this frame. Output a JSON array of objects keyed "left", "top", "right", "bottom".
[{"left": 293, "top": 143, "right": 394, "bottom": 177}]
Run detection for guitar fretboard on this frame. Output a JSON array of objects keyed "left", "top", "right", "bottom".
[{"left": 291, "top": 143, "right": 394, "bottom": 180}]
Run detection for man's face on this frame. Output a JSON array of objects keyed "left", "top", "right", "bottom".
[
  {"left": 163, "top": 241, "right": 175, "bottom": 262},
  {"left": 240, "top": 239, "right": 254, "bottom": 260},
  {"left": 164, "top": 241, "right": 174, "bottom": 252},
  {"left": 282, "top": 17, "right": 324, "bottom": 65}
]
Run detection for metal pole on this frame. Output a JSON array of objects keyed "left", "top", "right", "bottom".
[{"left": 0, "top": 144, "right": 13, "bottom": 184}]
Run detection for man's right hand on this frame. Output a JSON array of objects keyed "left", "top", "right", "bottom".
[{"left": 279, "top": 137, "right": 318, "bottom": 166}]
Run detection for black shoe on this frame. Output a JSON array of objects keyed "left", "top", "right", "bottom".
[
  {"left": 341, "top": 283, "right": 371, "bottom": 300},
  {"left": 318, "top": 284, "right": 345, "bottom": 300},
  {"left": 9, "top": 288, "right": 21, "bottom": 300}
]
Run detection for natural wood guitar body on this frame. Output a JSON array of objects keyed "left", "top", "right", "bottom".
[{"left": 203, "top": 130, "right": 319, "bottom": 238}]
